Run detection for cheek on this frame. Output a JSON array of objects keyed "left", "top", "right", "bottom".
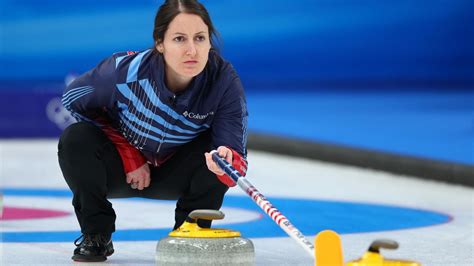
[
  {"left": 165, "top": 45, "right": 179, "bottom": 55},
  {"left": 202, "top": 57, "right": 209, "bottom": 68},
  {"left": 199, "top": 48, "right": 210, "bottom": 62},
  {"left": 163, "top": 49, "right": 181, "bottom": 64}
]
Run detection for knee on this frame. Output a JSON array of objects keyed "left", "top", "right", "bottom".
[
  {"left": 58, "top": 122, "right": 104, "bottom": 155},
  {"left": 192, "top": 168, "right": 229, "bottom": 196},
  {"left": 58, "top": 122, "right": 111, "bottom": 186}
]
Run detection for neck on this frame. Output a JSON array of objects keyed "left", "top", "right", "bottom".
[{"left": 165, "top": 65, "right": 192, "bottom": 93}]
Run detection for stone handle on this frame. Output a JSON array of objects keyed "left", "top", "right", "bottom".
[
  {"left": 187, "top": 209, "right": 225, "bottom": 223},
  {"left": 368, "top": 239, "right": 399, "bottom": 253}
]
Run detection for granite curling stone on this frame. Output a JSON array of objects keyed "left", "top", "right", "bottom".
[{"left": 156, "top": 209, "right": 255, "bottom": 265}]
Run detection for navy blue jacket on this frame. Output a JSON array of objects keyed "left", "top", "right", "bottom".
[{"left": 62, "top": 49, "right": 248, "bottom": 166}]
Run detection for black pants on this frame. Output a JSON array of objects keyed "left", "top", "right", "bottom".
[{"left": 58, "top": 122, "right": 228, "bottom": 235}]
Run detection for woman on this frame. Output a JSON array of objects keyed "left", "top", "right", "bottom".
[{"left": 58, "top": 0, "right": 248, "bottom": 262}]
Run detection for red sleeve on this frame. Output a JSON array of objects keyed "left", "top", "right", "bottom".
[
  {"left": 216, "top": 148, "right": 247, "bottom": 187},
  {"left": 95, "top": 117, "right": 146, "bottom": 174}
]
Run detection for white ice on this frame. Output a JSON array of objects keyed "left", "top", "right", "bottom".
[{"left": 0, "top": 140, "right": 473, "bottom": 265}]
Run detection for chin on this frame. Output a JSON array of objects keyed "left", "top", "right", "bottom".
[{"left": 181, "top": 68, "right": 204, "bottom": 78}]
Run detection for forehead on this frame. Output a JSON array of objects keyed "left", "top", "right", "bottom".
[{"left": 167, "top": 13, "right": 208, "bottom": 34}]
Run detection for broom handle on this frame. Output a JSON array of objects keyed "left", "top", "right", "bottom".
[{"left": 211, "top": 152, "right": 315, "bottom": 258}]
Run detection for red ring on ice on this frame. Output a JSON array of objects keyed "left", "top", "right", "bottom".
[{"left": 0, "top": 207, "right": 70, "bottom": 220}]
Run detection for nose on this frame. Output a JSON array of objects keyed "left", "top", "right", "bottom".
[{"left": 186, "top": 41, "right": 197, "bottom": 57}]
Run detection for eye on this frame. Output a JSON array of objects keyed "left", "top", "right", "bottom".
[
  {"left": 195, "top": 35, "right": 206, "bottom": 42},
  {"left": 173, "top": 36, "right": 185, "bottom": 42}
]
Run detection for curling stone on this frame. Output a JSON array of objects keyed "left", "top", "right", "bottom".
[
  {"left": 347, "top": 239, "right": 421, "bottom": 266},
  {"left": 156, "top": 209, "right": 255, "bottom": 265}
]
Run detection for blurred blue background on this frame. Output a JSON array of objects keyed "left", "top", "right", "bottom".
[{"left": 1, "top": 0, "right": 473, "bottom": 164}]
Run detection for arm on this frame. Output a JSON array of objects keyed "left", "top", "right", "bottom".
[
  {"left": 95, "top": 116, "right": 146, "bottom": 173},
  {"left": 206, "top": 76, "right": 249, "bottom": 186},
  {"left": 63, "top": 55, "right": 146, "bottom": 174},
  {"left": 62, "top": 56, "right": 117, "bottom": 122}
]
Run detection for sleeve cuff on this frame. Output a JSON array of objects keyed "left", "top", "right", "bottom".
[{"left": 215, "top": 148, "right": 248, "bottom": 187}]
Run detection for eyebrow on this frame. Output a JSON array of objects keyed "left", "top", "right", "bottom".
[{"left": 173, "top": 31, "right": 207, "bottom": 36}]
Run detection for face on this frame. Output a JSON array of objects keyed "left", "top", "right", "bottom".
[{"left": 156, "top": 13, "right": 211, "bottom": 84}]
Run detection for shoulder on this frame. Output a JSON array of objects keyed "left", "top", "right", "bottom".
[
  {"left": 111, "top": 49, "right": 154, "bottom": 70},
  {"left": 207, "top": 50, "right": 240, "bottom": 86},
  {"left": 109, "top": 49, "right": 156, "bottom": 83},
  {"left": 205, "top": 50, "right": 245, "bottom": 104}
]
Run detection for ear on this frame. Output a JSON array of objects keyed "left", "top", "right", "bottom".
[{"left": 155, "top": 42, "right": 164, "bottom": 53}]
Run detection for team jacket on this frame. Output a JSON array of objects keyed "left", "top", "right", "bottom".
[{"left": 62, "top": 49, "right": 248, "bottom": 179}]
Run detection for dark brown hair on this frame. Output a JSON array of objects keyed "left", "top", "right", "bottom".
[{"left": 152, "top": 0, "right": 219, "bottom": 48}]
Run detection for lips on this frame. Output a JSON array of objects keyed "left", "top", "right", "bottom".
[{"left": 184, "top": 60, "right": 198, "bottom": 64}]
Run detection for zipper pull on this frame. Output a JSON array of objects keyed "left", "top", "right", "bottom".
[{"left": 170, "top": 95, "right": 177, "bottom": 107}]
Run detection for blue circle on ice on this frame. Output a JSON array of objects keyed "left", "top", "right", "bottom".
[{"left": 0, "top": 188, "right": 450, "bottom": 242}]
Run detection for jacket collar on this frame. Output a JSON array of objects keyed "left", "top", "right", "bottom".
[{"left": 151, "top": 51, "right": 207, "bottom": 108}]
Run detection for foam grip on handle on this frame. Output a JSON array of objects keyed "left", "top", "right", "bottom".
[{"left": 211, "top": 152, "right": 241, "bottom": 183}]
